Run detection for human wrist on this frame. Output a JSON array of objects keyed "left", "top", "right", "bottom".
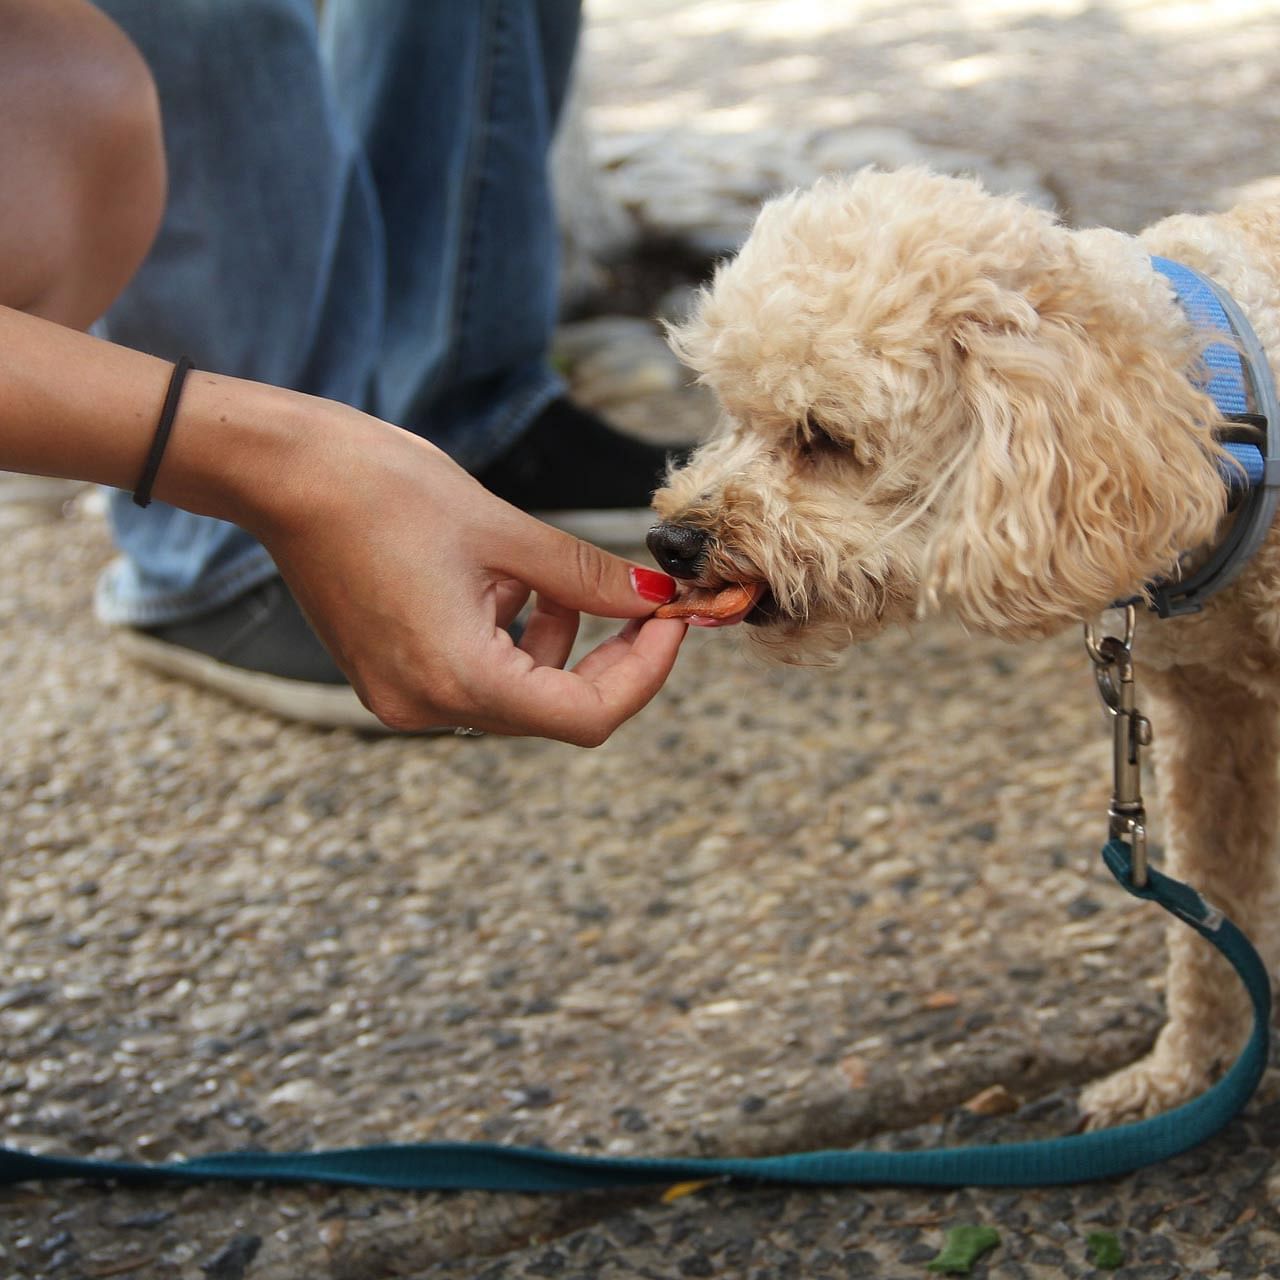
[{"left": 149, "top": 371, "right": 320, "bottom": 533}]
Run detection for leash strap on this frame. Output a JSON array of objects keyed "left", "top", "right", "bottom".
[{"left": 0, "top": 840, "right": 1268, "bottom": 1192}]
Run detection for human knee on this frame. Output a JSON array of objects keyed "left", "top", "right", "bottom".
[
  {"left": 62, "top": 9, "right": 167, "bottom": 308},
  {"left": 0, "top": 1, "right": 166, "bottom": 323}
]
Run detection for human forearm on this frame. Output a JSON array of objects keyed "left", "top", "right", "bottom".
[{"left": 0, "top": 302, "right": 314, "bottom": 528}]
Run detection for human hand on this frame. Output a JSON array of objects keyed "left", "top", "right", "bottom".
[
  {"left": 0, "top": 319, "right": 684, "bottom": 745},
  {"left": 245, "top": 404, "right": 688, "bottom": 744}
]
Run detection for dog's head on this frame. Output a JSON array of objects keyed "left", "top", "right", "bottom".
[{"left": 650, "top": 168, "right": 1229, "bottom": 661}]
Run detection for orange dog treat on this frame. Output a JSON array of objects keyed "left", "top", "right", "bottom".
[{"left": 655, "top": 583, "right": 758, "bottom": 620}]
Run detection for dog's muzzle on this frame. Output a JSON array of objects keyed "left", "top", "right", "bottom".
[{"left": 646, "top": 522, "right": 710, "bottom": 579}]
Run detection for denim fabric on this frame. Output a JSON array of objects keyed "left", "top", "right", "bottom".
[{"left": 93, "top": 0, "right": 578, "bottom": 625}]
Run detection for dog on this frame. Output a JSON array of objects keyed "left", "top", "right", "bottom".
[{"left": 648, "top": 167, "right": 1280, "bottom": 1128}]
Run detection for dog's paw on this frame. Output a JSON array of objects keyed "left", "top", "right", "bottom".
[{"left": 1079, "top": 1054, "right": 1208, "bottom": 1129}]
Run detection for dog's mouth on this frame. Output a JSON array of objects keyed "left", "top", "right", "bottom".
[
  {"left": 654, "top": 579, "right": 767, "bottom": 628},
  {"left": 744, "top": 588, "right": 779, "bottom": 626}
]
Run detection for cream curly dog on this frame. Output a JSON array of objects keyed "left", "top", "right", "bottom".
[{"left": 648, "top": 167, "right": 1280, "bottom": 1128}]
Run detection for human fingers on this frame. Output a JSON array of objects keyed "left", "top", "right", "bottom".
[
  {"left": 485, "top": 505, "right": 676, "bottom": 620},
  {"left": 518, "top": 594, "right": 580, "bottom": 669},
  {"left": 490, "top": 616, "right": 688, "bottom": 745},
  {"left": 569, "top": 617, "right": 686, "bottom": 685},
  {"left": 494, "top": 578, "right": 531, "bottom": 631}
]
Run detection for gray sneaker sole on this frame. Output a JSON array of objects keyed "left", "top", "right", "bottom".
[{"left": 117, "top": 629, "right": 456, "bottom": 734}]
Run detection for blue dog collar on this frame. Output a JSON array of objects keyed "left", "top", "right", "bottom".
[{"left": 1143, "top": 257, "right": 1280, "bottom": 618}]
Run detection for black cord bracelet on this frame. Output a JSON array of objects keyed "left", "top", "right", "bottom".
[{"left": 132, "top": 356, "right": 195, "bottom": 508}]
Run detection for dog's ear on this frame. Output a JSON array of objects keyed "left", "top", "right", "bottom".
[{"left": 920, "top": 309, "right": 1229, "bottom": 638}]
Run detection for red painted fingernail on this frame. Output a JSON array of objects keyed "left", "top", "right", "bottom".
[{"left": 630, "top": 566, "right": 677, "bottom": 603}]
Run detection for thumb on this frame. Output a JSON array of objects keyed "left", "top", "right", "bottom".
[{"left": 491, "top": 508, "right": 677, "bottom": 619}]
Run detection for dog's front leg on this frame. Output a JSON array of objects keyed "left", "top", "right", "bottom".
[{"left": 1080, "top": 665, "right": 1280, "bottom": 1128}]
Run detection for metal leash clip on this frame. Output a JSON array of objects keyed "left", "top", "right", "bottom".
[{"left": 1084, "top": 604, "right": 1153, "bottom": 886}]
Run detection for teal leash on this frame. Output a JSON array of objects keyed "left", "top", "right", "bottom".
[{"left": 1, "top": 838, "right": 1270, "bottom": 1193}]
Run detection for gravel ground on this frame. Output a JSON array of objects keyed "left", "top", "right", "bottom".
[
  {"left": 581, "top": 0, "right": 1280, "bottom": 237},
  {"left": 6, "top": 2, "right": 1280, "bottom": 1278}
]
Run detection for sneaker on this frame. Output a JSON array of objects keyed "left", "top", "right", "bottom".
[
  {"left": 117, "top": 577, "right": 421, "bottom": 732},
  {"left": 474, "top": 397, "right": 675, "bottom": 547}
]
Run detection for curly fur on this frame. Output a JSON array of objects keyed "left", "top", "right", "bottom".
[{"left": 652, "top": 167, "right": 1280, "bottom": 1126}]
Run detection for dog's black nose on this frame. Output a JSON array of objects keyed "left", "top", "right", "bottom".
[{"left": 646, "top": 522, "right": 710, "bottom": 579}]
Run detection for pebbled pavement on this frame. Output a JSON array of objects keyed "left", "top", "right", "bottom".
[{"left": 5, "top": 3, "right": 1280, "bottom": 1278}]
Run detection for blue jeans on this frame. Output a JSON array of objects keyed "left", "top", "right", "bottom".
[{"left": 94, "top": 0, "right": 579, "bottom": 625}]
